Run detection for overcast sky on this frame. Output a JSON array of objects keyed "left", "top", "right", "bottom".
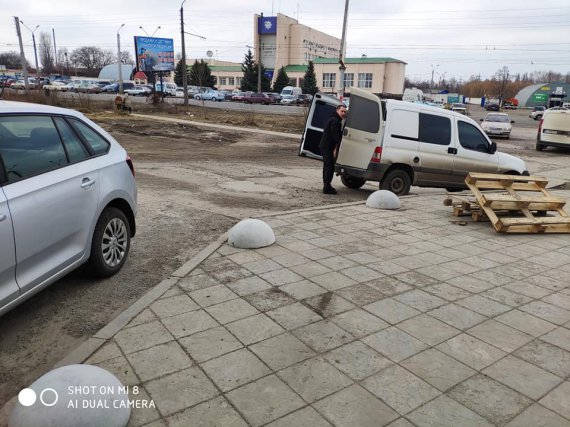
[{"left": 2, "top": 0, "right": 569, "bottom": 81}]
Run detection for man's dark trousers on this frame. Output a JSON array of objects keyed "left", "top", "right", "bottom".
[{"left": 322, "top": 148, "right": 335, "bottom": 191}]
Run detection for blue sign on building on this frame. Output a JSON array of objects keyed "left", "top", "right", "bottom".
[{"left": 258, "top": 16, "right": 277, "bottom": 34}]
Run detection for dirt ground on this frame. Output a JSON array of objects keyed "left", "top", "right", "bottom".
[{"left": 1, "top": 102, "right": 568, "bottom": 410}]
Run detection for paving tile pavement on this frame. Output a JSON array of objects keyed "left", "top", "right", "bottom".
[{"left": 80, "top": 192, "right": 570, "bottom": 426}]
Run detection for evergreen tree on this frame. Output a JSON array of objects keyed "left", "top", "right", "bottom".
[
  {"left": 240, "top": 49, "right": 257, "bottom": 91},
  {"left": 272, "top": 66, "right": 289, "bottom": 93},
  {"left": 189, "top": 60, "right": 217, "bottom": 88},
  {"left": 174, "top": 59, "right": 189, "bottom": 86},
  {"left": 240, "top": 49, "right": 271, "bottom": 92},
  {"left": 301, "top": 61, "right": 319, "bottom": 95}
]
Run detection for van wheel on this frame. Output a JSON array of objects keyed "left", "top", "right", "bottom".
[
  {"left": 380, "top": 169, "right": 411, "bottom": 196},
  {"left": 86, "top": 207, "right": 131, "bottom": 277},
  {"left": 341, "top": 176, "right": 366, "bottom": 189}
]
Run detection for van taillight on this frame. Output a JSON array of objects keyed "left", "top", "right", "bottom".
[
  {"left": 370, "top": 147, "right": 382, "bottom": 163},
  {"left": 126, "top": 155, "right": 135, "bottom": 177},
  {"left": 538, "top": 118, "right": 544, "bottom": 135}
]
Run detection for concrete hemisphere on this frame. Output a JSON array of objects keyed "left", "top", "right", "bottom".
[
  {"left": 228, "top": 219, "right": 276, "bottom": 249},
  {"left": 10, "top": 364, "right": 130, "bottom": 427},
  {"left": 366, "top": 190, "right": 401, "bottom": 210}
]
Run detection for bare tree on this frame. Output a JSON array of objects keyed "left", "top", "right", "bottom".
[
  {"left": 120, "top": 51, "right": 134, "bottom": 65},
  {"left": 70, "top": 46, "right": 115, "bottom": 71},
  {"left": 38, "top": 32, "right": 56, "bottom": 74},
  {"left": 0, "top": 51, "right": 28, "bottom": 68},
  {"left": 494, "top": 66, "right": 511, "bottom": 105}
]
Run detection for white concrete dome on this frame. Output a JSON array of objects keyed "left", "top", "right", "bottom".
[
  {"left": 228, "top": 219, "right": 275, "bottom": 249},
  {"left": 366, "top": 190, "right": 401, "bottom": 209},
  {"left": 10, "top": 364, "right": 130, "bottom": 427}
]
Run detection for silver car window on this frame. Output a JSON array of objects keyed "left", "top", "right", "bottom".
[
  {"left": 69, "top": 119, "right": 110, "bottom": 155},
  {"left": 0, "top": 116, "right": 67, "bottom": 182},
  {"left": 53, "top": 117, "right": 89, "bottom": 163}
]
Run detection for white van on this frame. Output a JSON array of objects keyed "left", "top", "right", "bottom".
[
  {"left": 280, "top": 86, "right": 302, "bottom": 104},
  {"left": 155, "top": 82, "right": 177, "bottom": 96},
  {"left": 300, "top": 87, "right": 528, "bottom": 195},
  {"left": 536, "top": 109, "right": 570, "bottom": 151}
]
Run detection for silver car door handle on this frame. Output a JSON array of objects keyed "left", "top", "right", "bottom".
[
  {"left": 0, "top": 213, "right": 6, "bottom": 222},
  {"left": 81, "top": 178, "right": 96, "bottom": 189},
  {"left": 365, "top": 137, "right": 375, "bottom": 142}
]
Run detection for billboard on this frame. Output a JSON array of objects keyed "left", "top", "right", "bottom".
[{"left": 134, "top": 36, "right": 175, "bottom": 72}]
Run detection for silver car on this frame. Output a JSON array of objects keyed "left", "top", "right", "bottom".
[{"left": 0, "top": 101, "right": 137, "bottom": 316}]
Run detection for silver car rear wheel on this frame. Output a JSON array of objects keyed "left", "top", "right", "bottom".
[
  {"left": 87, "top": 207, "right": 131, "bottom": 277},
  {"left": 102, "top": 218, "right": 128, "bottom": 268}
]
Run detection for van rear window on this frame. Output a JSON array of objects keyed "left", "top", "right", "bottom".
[
  {"left": 311, "top": 101, "right": 337, "bottom": 129},
  {"left": 346, "top": 96, "right": 380, "bottom": 133}
]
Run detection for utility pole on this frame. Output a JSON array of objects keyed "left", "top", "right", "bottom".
[
  {"left": 180, "top": 0, "right": 188, "bottom": 106},
  {"left": 338, "top": 0, "right": 349, "bottom": 101},
  {"left": 14, "top": 17, "right": 30, "bottom": 93},
  {"left": 117, "top": 24, "right": 125, "bottom": 94},
  {"left": 19, "top": 20, "right": 39, "bottom": 81},
  {"left": 257, "top": 13, "right": 263, "bottom": 93},
  {"left": 53, "top": 28, "right": 58, "bottom": 70}
]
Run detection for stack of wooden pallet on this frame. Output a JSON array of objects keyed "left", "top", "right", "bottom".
[{"left": 444, "top": 173, "right": 570, "bottom": 233}]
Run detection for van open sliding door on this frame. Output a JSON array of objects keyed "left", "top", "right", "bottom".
[{"left": 299, "top": 93, "right": 342, "bottom": 160}]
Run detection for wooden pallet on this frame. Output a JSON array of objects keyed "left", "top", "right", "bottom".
[
  {"left": 465, "top": 173, "right": 570, "bottom": 233},
  {"left": 444, "top": 194, "right": 488, "bottom": 221}
]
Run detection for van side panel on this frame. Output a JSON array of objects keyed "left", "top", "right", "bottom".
[
  {"left": 415, "top": 110, "right": 455, "bottom": 186},
  {"left": 380, "top": 109, "right": 420, "bottom": 180}
]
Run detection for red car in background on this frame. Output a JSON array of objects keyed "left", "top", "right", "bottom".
[{"left": 243, "top": 92, "right": 272, "bottom": 105}]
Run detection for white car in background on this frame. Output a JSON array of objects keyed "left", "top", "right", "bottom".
[
  {"left": 124, "top": 85, "right": 152, "bottom": 96},
  {"left": 480, "top": 112, "right": 514, "bottom": 139},
  {"left": 0, "top": 101, "right": 137, "bottom": 316}
]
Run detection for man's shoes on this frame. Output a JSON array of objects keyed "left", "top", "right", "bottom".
[{"left": 323, "top": 187, "right": 338, "bottom": 194}]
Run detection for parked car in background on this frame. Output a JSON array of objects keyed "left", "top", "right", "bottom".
[
  {"left": 451, "top": 103, "right": 468, "bottom": 114},
  {"left": 0, "top": 101, "right": 137, "bottom": 316},
  {"left": 219, "top": 90, "right": 234, "bottom": 101},
  {"left": 154, "top": 82, "right": 177, "bottom": 96},
  {"left": 243, "top": 92, "right": 272, "bottom": 104},
  {"left": 194, "top": 90, "right": 225, "bottom": 101},
  {"left": 232, "top": 91, "right": 247, "bottom": 101},
  {"left": 44, "top": 81, "right": 69, "bottom": 92},
  {"left": 536, "top": 109, "right": 570, "bottom": 151},
  {"left": 529, "top": 105, "right": 547, "bottom": 120},
  {"left": 97, "top": 80, "right": 112, "bottom": 88},
  {"left": 124, "top": 85, "right": 152, "bottom": 96},
  {"left": 102, "top": 83, "right": 118, "bottom": 93},
  {"left": 280, "top": 95, "right": 299, "bottom": 104},
  {"left": 77, "top": 84, "right": 102, "bottom": 94},
  {"left": 10, "top": 80, "right": 26, "bottom": 90},
  {"left": 485, "top": 103, "right": 500, "bottom": 111},
  {"left": 295, "top": 94, "right": 314, "bottom": 106},
  {"left": 503, "top": 102, "right": 517, "bottom": 110},
  {"left": 262, "top": 92, "right": 281, "bottom": 103},
  {"left": 480, "top": 113, "right": 514, "bottom": 139}
]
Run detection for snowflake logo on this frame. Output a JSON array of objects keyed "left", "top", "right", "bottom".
[{"left": 264, "top": 20, "right": 272, "bottom": 30}]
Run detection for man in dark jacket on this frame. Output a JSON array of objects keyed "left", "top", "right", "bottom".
[{"left": 319, "top": 104, "right": 347, "bottom": 194}]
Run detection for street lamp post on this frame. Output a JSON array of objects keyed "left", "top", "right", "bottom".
[
  {"left": 180, "top": 0, "right": 189, "bottom": 107},
  {"left": 338, "top": 0, "right": 349, "bottom": 101},
  {"left": 117, "top": 24, "right": 125, "bottom": 94},
  {"left": 430, "top": 64, "right": 439, "bottom": 89},
  {"left": 139, "top": 26, "right": 161, "bottom": 37},
  {"left": 20, "top": 20, "right": 40, "bottom": 81}
]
